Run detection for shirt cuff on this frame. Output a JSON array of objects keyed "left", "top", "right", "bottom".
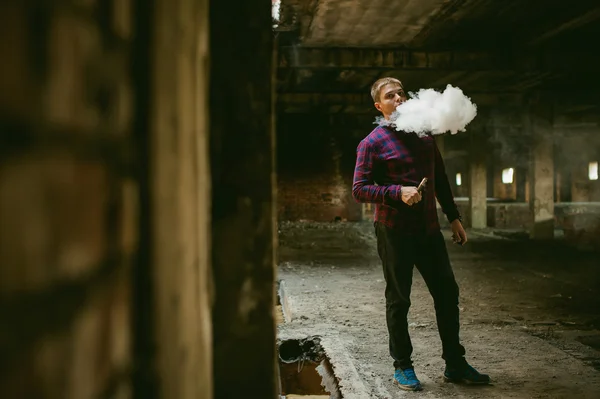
[
  {"left": 446, "top": 211, "right": 462, "bottom": 224},
  {"left": 385, "top": 185, "right": 402, "bottom": 203}
]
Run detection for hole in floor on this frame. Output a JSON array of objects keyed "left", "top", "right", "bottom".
[{"left": 278, "top": 337, "right": 342, "bottom": 399}]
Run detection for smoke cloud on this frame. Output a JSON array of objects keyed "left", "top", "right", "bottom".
[{"left": 378, "top": 85, "right": 477, "bottom": 137}]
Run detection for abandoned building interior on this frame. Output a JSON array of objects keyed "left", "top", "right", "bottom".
[{"left": 1, "top": 0, "right": 600, "bottom": 398}]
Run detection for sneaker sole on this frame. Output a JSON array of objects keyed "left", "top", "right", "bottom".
[
  {"left": 443, "top": 376, "right": 491, "bottom": 385},
  {"left": 394, "top": 379, "right": 423, "bottom": 391}
]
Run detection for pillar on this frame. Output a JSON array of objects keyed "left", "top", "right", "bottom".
[
  {"left": 527, "top": 105, "right": 555, "bottom": 239},
  {"left": 140, "top": 0, "right": 213, "bottom": 398},
  {"left": 210, "top": 0, "right": 277, "bottom": 398},
  {"left": 571, "top": 164, "right": 590, "bottom": 202},
  {"left": 516, "top": 166, "right": 528, "bottom": 202},
  {"left": 469, "top": 131, "right": 487, "bottom": 228},
  {"left": 570, "top": 137, "right": 592, "bottom": 202}
]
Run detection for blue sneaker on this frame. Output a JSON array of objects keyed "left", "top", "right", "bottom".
[
  {"left": 444, "top": 363, "right": 491, "bottom": 385},
  {"left": 394, "top": 368, "right": 423, "bottom": 391}
]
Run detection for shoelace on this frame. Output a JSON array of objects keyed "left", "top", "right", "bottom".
[
  {"left": 397, "top": 369, "right": 417, "bottom": 381},
  {"left": 404, "top": 369, "right": 417, "bottom": 379}
]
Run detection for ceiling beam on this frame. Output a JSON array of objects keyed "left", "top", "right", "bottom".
[
  {"left": 409, "top": 0, "right": 470, "bottom": 48},
  {"left": 528, "top": 7, "right": 600, "bottom": 46},
  {"left": 278, "top": 46, "right": 600, "bottom": 73}
]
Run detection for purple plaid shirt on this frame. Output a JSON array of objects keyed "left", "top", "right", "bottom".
[{"left": 352, "top": 125, "right": 460, "bottom": 234}]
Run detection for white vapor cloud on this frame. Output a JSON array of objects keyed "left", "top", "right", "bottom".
[{"left": 378, "top": 85, "right": 477, "bottom": 137}]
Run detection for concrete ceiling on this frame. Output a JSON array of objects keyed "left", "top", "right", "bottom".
[
  {"left": 299, "top": 0, "right": 449, "bottom": 47},
  {"left": 279, "top": 0, "right": 600, "bottom": 48},
  {"left": 276, "top": 0, "right": 600, "bottom": 116}
]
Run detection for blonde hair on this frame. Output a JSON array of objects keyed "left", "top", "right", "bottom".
[{"left": 370, "top": 77, "right": 403, "bottom": 102}]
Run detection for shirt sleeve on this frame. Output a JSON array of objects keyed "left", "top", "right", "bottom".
[
  {"left": 433, "top": 141, "right": 461, "bottom": 223},
  {"left": 352, "top": 139, "right": 402, "bottom": 204}
]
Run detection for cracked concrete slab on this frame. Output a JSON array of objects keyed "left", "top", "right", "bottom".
[{"left": 277, "top": 222, "right": 600, "bottom": 398}]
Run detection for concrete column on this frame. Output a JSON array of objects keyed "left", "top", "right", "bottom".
[
  {"left": 469, "top": 131, "right": 487, "bottom": 228},
  {"left": 516, "top": 166, "right": 528, "bottom": 202},
  {"left": 210, "top": 0, "right": 277, "bottom": 397},
  {"left": 570, "top": 168, "right": 582, "bottom": 202},
  {"left": 527, "top": 105, "right": 555, "bottom": 239},
  {"left": 571, "top": 161, "right": 592, "bottom": 202}
]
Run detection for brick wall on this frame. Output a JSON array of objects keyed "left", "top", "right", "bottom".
[
  {"left": 0, "top": 1, "right": 135, "bottom": 397},
  {"left": 367, "top": 200, "right": 600, "bottom": 232},
  {"left": 2, "top": 1, "right": 279, "bottom": 397},
  {"left": 485, "top": 203, "right": 530, "bottom": 229},
  {"left": 454, "top": 201, "right": 600, "bottom": 231},
  {"left": 277, "top": 115, "right": 365, "bottom": 222},
  {"left": 278, "top": 173, "right": 362, "bottom": 222},
  {"left": 0, "top": 1, "right": 216, "bottom": 398}
]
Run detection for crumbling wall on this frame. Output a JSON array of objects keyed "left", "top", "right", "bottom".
[
  {"left": 277, "top": 115, "right": 363, "bottom": 222},
  {"left": 278, "top": 176, "right": 361, "bottom": 222},
  {"left": 0, "top": 1, "right": 136, "bottom": 397},
  {"left": 0, "top": 0, "right": 214, "bottom": 398}
]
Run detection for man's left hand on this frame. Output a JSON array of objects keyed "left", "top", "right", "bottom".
[{"left": 450, "top": 219, "right": 467, "bottom": 245}]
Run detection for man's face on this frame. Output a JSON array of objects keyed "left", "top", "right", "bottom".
[{"left": 375, "top": 83, "right": 407, "bottom": 119}]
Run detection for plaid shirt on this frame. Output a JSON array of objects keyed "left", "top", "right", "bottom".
[{"left": 352, "top": 125, "right": 460, "bottom": 234}]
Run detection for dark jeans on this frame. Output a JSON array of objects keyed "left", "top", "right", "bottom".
[{"left": 375, "top": 223, "right": 466, "bottom": 370}]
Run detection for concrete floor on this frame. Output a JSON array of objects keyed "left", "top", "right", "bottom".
[{"left": 277, "top": 222, "right": 600, "bottom": 399}]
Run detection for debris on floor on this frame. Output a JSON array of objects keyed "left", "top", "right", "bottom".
[{"left": 277, "top": 221, "right": 600, "bottom": 398}]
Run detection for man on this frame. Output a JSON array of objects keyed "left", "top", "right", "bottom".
[{"left": 352, "top": 77, "right": 490, "bottom": 391}]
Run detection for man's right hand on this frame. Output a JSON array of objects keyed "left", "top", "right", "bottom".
[{"left": 400, "top": 186, "right": 422, "bottom": 206}]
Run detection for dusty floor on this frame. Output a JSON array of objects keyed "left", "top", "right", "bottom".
[{"left": 276, "top": 221, "right": 600, "bottom": 399}]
